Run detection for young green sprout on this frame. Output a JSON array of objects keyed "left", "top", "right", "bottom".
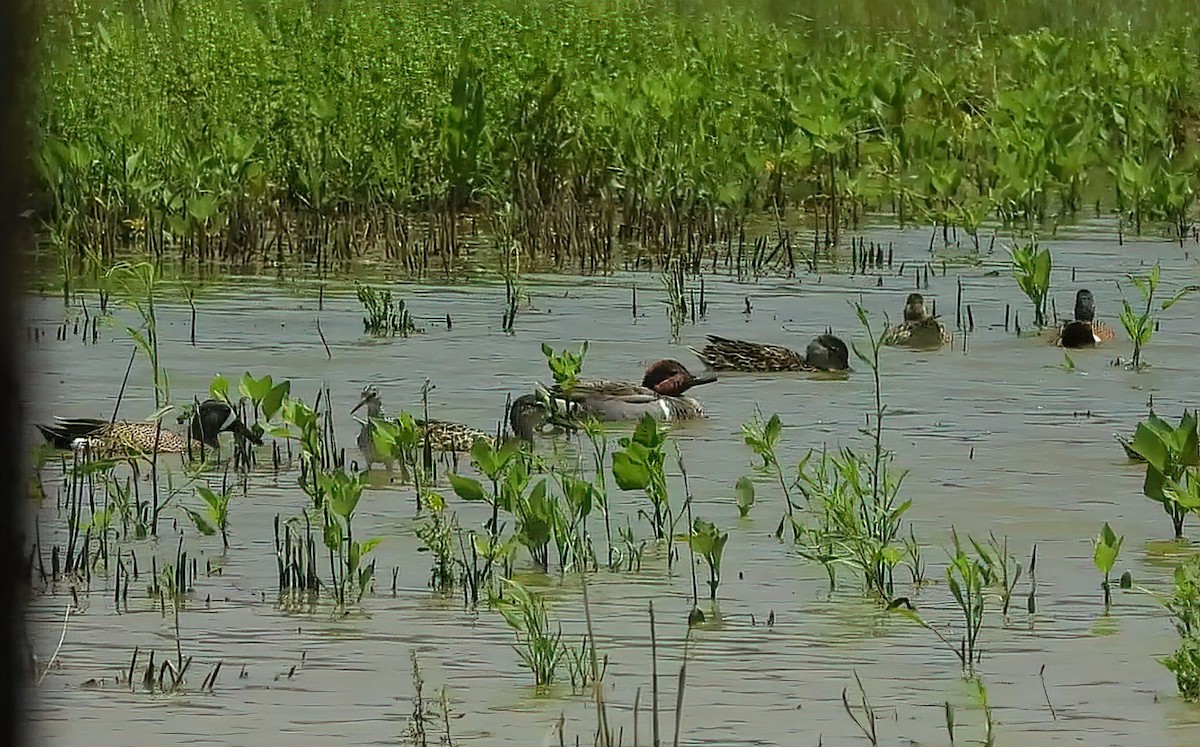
[{"left": 1092, "top": 522, "right": 1124, "bottom": 611}]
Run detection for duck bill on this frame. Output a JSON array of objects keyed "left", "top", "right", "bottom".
[
  {"left": 689, "top": 370, "right": 718, "bottom": 388},
  {"left": 229, "top": 418, "right": 264, "bottom": 446}
]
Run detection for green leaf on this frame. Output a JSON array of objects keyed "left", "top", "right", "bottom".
[
  {"left": 323, "top": 520, "right": 342, "bottom": 551},
  {"left": 209, "top": 374, "right": 230, "bottom": 403},
  {"left": 735, "top": 476, "right": 755, "bottom": 517},
  {"left": 1131, "top": 422, "right": 1170, "bottom": 474},
  {"left": 471, "top": 438, "right": 499, "bottom": 479},
  {"left": 1092, "top": 522, "right": 1122, "bottom": 575},
  {"left": 185, "top": 507, "right": 215, "bottom": 536},
  {"left": 764, "top": 414, "right": 782, "bottom": 447},
  {"left": 449, "top": 473, "right": 486, "bottom": 502},
  {"left": 612, "top": 451, "right": 650, "bottom": 490},
  {"left": 262, "top": 381, "right": 291, "bottom": 421}
]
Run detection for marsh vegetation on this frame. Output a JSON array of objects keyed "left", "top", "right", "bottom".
[{"left": 20, "top": 0, "right": 1200, "bottom": 745}]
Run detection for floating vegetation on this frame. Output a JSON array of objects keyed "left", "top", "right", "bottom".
[{"left": 356, "top": 283, "right": 421, "bottom": 337}]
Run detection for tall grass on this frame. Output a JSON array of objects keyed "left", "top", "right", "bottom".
[{"left": 34, "top": 0, "right": 1200, "bottom": 268}]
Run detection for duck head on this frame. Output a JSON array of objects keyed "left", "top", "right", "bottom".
[
  {"left": 1073, "top": 289, "right": 1096, "bottom": 323},
  {"left": 805, "top": 334, "right": 850, "bottom": 371},
  {"left": 508, "top": 394, "right": 549, "bottom": 441},
  {"left": 179, "top": 400, "right": 263, "bottom": 447},
  {"left": 641, "top": 359, "right": 718, "bottom": 396},
  {"left": 903, "top": 293, "right": 929, "bottom": 322},
  {"left": 351, "top": 385, "right": 383, "bottom": 417}
]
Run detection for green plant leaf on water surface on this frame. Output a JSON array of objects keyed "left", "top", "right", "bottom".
[{"left": 735, "top": 475, "right": 755, "bottom": 517}]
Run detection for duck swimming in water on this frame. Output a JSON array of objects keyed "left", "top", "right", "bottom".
[
  {"left": 36, "top": 399, "right": 261, "bottom": 456},
  {"left": 1047, "top": 289, "right": 1116, "bottom": 348},
  {"left": 510, "top": 359, "right": 717, "bottom": 439},
  {"left": 691, "top": 333, "right": 850, "bottom": 373},
  {"left": 882, "top": 293, "right": 951, "bottom": 349},
  {"left": 351, "top": 385, "right": 494, "bottom": 469}
]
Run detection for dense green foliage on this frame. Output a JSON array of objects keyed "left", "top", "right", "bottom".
[{"left": 35, "top": 0, "right": 1200, "bottom": 263}]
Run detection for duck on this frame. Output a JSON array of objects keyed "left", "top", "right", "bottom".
[
  {"left": 557, "top": 358, "right": 717, "bottom": 399},
  {"left": 690, "top": 333, "right": 850, "bottom": 373},
  {"left": 512, "top": 359, "right": 716, "bottom": 437},
  {"left": 1048, "top": 289, "right": 1116, "bottom": 348},
  {"left": 351, "top": 385, "right": 494, "bottom": 469},
  {"left": 882, "top": 293, "right": 952, "bottom": 349},
  {"left": 36, "top": 399, "right": 261, "bottom": 456}
]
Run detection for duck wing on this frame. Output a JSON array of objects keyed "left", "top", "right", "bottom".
[{"left": 691, "top": 335, "right": 808, "bottom": 372}]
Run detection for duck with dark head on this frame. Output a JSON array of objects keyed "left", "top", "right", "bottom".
[
  {"left": 37, "top": 399, "right": 262, "bottom": 456},
  {"left": 1049, "top": 289, "right": 1115, "bottom": 348},
  {"left": 511, "top": 358, "right": 719, "bottom": 439},
  {"left": 691, "top": 333, "right": 850, "bottom": 373}
]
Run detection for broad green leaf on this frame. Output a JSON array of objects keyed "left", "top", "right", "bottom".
[
  {"left": 612, "top": 451, "right": 650, "bottom": 490},
  {"left": 185, "top": 507, "right": 215, "bottom": 536},
  {"left": 262, "top": 381, "right": 291, "bottom": 421},
  {"left": 448, "top": 473, "right": 486, "bottom": 502},
  {"left": 1131, "top": 422, "right": 1169, "bottom": 474}
]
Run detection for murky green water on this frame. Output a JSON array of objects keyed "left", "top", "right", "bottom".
[{"left": 22, "top": 220, "right": 1200, "bottom": 745}]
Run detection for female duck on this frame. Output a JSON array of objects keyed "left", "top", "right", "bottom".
[
  {"left": 37, "top": 399, "right": 261, "bottom": 456},
  {"left": 691, "top": 333, "right": 849, "bottom": 373},
  {"left": 1048, "top": 289, "right": 1115, "bottom": 348},
  {"left": 882, "top": 293, "right": 951, "bottom": 349},
  {"left": 351, "top": 385, "right": 493, "bottom": 469}
]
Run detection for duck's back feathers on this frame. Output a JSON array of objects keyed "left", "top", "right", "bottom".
[
  {"left": 690, "top": 335, "right": 809, "bottom": 372},
  {"left": 1051, "top": 320, "right": 1115, "bottom": 348},
  {"left": 883, "top": 318, "right": 951, "bottom": 349}
]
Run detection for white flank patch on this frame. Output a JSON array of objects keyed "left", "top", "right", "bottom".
[{"left": 658, "top": 399, "right": 671, "bottom": 419}]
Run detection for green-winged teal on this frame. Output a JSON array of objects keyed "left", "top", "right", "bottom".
[
  {"left": 351, "top": 385, "right": 494, "bottom": 469},
  {"left": 509, "top": 359, "right": 717, "bottom": 439},
  {"left": 691, "top": 333, "right": 849, "bottom": 372},
  {"left": 882, "top": 293, "right": 952, "bottom": 349},
  {"left": 36, "top": 400, "right": 261, "bottom": 456},
  {"left": 1047, "top": 289, "right": 1116, "bottom": 348}
]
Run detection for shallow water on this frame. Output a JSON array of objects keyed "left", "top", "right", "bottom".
[{"left": 22, "top": 220, "right": 1200, "bottom": 745}]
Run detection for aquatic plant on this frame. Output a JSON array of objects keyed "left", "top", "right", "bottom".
[
  {"left": 541, "top": 341, "right": 589, "bottom": 393},
  {"left": 235, "top": 372, "right": 290, "bottom": 426},
  {"left": 184, "top": 485, "right": 233, "bottom": 550},
  {"left": 611, "top": 414, "right": 673, "bottom": 543},
  {"left": 36, "top": 0, "right": 1200, "bottom": 275},
  {"left": 1128, "top": 409, "right": 1200, "bottom": 539},
  {"left": 1091, "top": 522, "right": 1128, "bottom": 611},
  {"left": 496, "top": 578, "right": 568, "bottom": 688},
  {"left": 1009, "top": 240, "right": 1052, "bottom": 328},
  {"left": 904, "top": 530, "right": 991, "bottom": 677},
  {"left": 676, "top": 517, "right": 728, "bottom": 601},
  {"left": 319, "top": 469, "right": 379, "bottom": 609},
  {"left": 792, "top": 305, "right": 913, "bottom": 602},
  {"left": 414, "top": 492, "right": 458, "bottom": 593},
  {"left": 734, "top": 475, "right": 755, "bottom": 518},
  {"left": 1118, "top": 265, "right": 1197, "bottom": 369},
  {"left": 740, "top": 411, "right": 796, "bottom": 536},
  {"left": 1160, "top": 556, "right": 1200, "bottom": 702},
  {"left": 109, "top": 261, "right": 167, "bottom": 407},
  {"left": 356, "top": 283, "right": 421, "bottom": 337}
]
